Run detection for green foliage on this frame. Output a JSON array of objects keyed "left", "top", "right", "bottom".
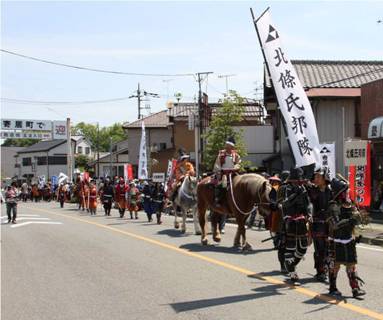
[
  {"left": 1, "top": 138, "right": 39, "bottom": 147},
  {"left": 203, "top": 91, "right": 248, "bottom": 170},
  {"left": 71, "top": 122, "right": 125, "bottom": 152},
  {"left": 75, "top": 154, "right": 91, "bottom": 170}
]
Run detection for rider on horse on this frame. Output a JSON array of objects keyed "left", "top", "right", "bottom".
[
  {"left": 213, "top": 136, "right": 241, "bottom": 206},
  {"left": 170, "top": 150, "right": 195, "bottom": 201}
]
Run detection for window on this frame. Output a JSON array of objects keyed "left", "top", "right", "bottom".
[
  {"left": 37, "top": 157, "right": 47, "bottom": 165},
  {"left": 22, "top": 157, "right": 31, "bottom": 166},
  {"left": 48, "top": 156, "right": 67, "bottom": 165},
  {"left": 85, "top": 147, "right": 90, "bottom": 155},
  {"left": 77, "top": 146, "right": 83, "bottom": 154}
]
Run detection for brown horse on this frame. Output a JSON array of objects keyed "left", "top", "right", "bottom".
[{"left": 197, "top": 173, "right": 272, "bottom": 250}]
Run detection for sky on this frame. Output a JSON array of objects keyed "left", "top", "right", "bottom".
[{"left": 1, "top": 0, "right": 383, "bottom": 127}]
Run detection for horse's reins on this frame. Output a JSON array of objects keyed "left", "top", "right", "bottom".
[
  {"left": 180, "top": 178, "right": 196, "bottom": 201},
  {"left": 228, "top": 174, "right": 269, "bottom": 215}
]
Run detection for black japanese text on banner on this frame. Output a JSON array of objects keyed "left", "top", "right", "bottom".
[
  {"left": 319, "top": 142, "right": 336, "bottom": 180},
  {"left": 254, "top": 9, "right": 320, "bottom": 167},
  {"left": 138, "top": 121, "right": 148, "bottom": 180}
]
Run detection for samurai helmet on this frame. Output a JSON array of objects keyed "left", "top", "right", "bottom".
[
  {"left": 314, "top": 167, "right": 331, "bottom": 183},
  {"left": 330, "top": 178, "right": 349, "bottom": 200},
  {"left": 225, "top": 136, "right": 236, "bottom": 147},
  {"left": 288, "top": 167, "right": 304, "bottom": 181}
]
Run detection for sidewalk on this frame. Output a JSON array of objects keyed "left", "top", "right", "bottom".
[{"left": 359, "top": 222, "right": 383, "bottom": 247}]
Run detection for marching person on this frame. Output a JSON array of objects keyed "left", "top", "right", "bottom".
[
  {"left": 5, "top": 182, "right": 19, "bottom": 224},
  {"left": 169, "top": 150, "right": 195, "bottom": 202},
  {"left": 127, "top": 181, "right": 140, "bottom": 219},
  {"left": 280, "top": 167, "right": 312, "bottom": 284},
  {"left": 327, "top": 178, "right": 366, "bottom": 298},
  {"left": 309, "top": 167, "right": 332, "bottom": 282},
  {"left": 213, "top": 136, "right": 241, "bottom": 206},
  {"left": 88, "top": 180, "right": 98, "bottom": 215},
  {"left": 21, "top": 181, "right": 29, "bottom": 202},
  {"left": 268, "top": 175, "right": 282, "bottom": 249},
  {"left": 115, "top": 177, "right": 128, "bottom": 218},
  {"left": 101, "top": 178, "right": 114, "bottom": 216},
  {"left": 142, "top": 181, "right": 155, "bottom": 222},
  {"left": 57, "top": 183, "right": 67, "bottom": 208},
  {"left": 152, "top": 182, "right": 165, "bottom": 224}
]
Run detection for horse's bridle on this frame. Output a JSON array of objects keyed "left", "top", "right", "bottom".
[{"left": 229, "top": 173, "right": 269, "bottom": 215}]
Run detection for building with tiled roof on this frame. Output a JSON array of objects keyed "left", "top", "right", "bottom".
[
  {"left": 263, "top": 59, "right": 383, "bottom": 176},
  {"left": 122, "top": 110, "right": 170, "bottom": 129}
]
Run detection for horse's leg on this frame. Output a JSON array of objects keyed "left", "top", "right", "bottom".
[
  {"left": 239, "top": 215, "right": 252, "bottom": 251},
  {"left": 193, "top": 206, "right": 201, "bottom": 235},
  {"left": 233, "top": 214, "right": 242, "bottom": 248},
  {"left": 198, "top": 201, "right": 208, "bottom": 245},
  {"left": 181, "top": 208, "right": 186, "bottom": 233},
  {"left": 174, "top": 203, "right": 179, "bottom": 229},
  {"left": 211, "top": 212, "right": 221, "bottom": 243}
]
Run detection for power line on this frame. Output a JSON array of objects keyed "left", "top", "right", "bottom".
[
  {"left": 1, "top": 49, "right": 195, "bottom": 77},
  {"left": 1, "top": 96, "right": 135, "bottom": 105}
]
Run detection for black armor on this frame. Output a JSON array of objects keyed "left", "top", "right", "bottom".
[{"left": 280, "top": 171, "right": 311, "bottom": 283}]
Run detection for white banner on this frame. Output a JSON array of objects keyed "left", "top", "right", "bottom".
[
  {"left": 138, "top": 122, "right": 148, "bottom": 180},
  {"left": 1, "top": 119, "right": 52, "bottom": 131},
  {"left": 255, "top": 9, "right": 320, "bottom": 167},
  {"left": 58, "top": 172, "right": 69, "bottom": 184},
  {"left": 344, "top": 140, "right": 368, "bottom": 166},
  {"left": 319, "top": 142, "right": 336, "bottom": 180}
]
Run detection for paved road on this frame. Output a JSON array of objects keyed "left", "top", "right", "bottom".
[{"left": 2, "top": 202, "right": 383, "bottom": 320}]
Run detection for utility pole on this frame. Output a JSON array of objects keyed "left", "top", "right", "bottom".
[
  {"left": 196, "top": 71, "right": 213, "bottom": 173},
  {"left": 129, "top": 83, "right": 160, "bottom": 119},
  {"left": 109, "top": 136, "right": 113, "bottom": 178},
  {"left": 218, "top": 74, "right": 236, "bottom": 96},
  {"left": 66, "top": 117, "right": 72, "bottom": 182},
  {"left": 97, "top": 122, "right": 100, "bottom": 178}
]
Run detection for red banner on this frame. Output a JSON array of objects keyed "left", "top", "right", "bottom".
[
  {"left": 124, "top": 164, "right": 133, "bottom": 181},
  {"left": 349, "top": 142, "right": 371, "bottom": 207}
]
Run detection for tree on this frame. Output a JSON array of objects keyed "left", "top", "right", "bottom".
[
  {"left": 203, "top": 91, "right": 248, "bottom": 170},
  {"left": 71, "top": 122, "right": 126, "bottom": 152},
  {"left": 75, "top": 154, "right": 91, "bottom": 170},
  {"left": 1, "top": 138, "right": 39, "bottom": 147}
]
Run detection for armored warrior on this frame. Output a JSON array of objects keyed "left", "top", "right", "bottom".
[
  {"left": 213, "top": 136, "right": 241, "bottom": 206},
  {"left": 327, "top": 178, "right": 365, "bottom": 298},
  {"left": 115, "top": 177, "right": 128, "bottom": 218},
  {"left": 280, "top": 167, "right": 312, "bottom": 284},
  {"left": 309, "top": 167, "right": 332, "bottom": 282}
]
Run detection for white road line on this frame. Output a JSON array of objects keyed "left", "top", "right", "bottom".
[
  {"left": 1, "top": 214, "right": 41, "bottom": 220},
  {"left": 10, "top": 221, "right": 63, "bottom": 228},
  {"left": 14, "top": 217, "right": 50, "bottom": 221}
]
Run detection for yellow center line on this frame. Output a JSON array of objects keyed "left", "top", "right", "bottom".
[{"left": 32, "top": 206, "right": 383, "bottom": 320}]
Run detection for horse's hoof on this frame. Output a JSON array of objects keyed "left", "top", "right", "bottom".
[
  {"left": 201, "top": 239, "right": 208, "bottom": 246},
  {"left": 242, "top": 243, "right": 253, "bottom": 252},
  {"left": 195, "top": 231, "right": 202, "bottom": 236},
  {"left": 174, "top": 223, "right": 179, "bottom": 229},
  {"left": 213, "top": 236, "right": 221, "bottom": 243},
  {"left": 181, "top": 229, "right": 186, "bottom": 234}
]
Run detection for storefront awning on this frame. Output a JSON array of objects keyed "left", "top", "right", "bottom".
[{"left": 368, "top": 116, "right": 383, "bottom": 139}]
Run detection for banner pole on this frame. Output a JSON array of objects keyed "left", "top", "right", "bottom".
[{"left": 250, "top": 7, "right": 295, "bottom": 169}]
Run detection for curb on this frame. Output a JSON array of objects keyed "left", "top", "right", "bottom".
[{"left": 359, "top": 235, "right": 383, "bottom": 247}]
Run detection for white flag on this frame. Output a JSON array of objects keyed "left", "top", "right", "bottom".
[
  {"left": 58, "top": 172, "right": 69, "bottom": 184},
  {"left": 254, "top": 9, "right": 320, "bottom": 167},
  {"left": 319, "top": 143, "right": 336, "bottom": 180},
  {"left": 138, "top": 121, "right": 148, "bottom": 180}
]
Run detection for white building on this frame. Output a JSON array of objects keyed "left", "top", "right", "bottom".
[
  {"left": 15, "top": 139, "right": 76, "bottom": 181},
  {"left": 72, "top": 135, "right": 93, "bottom": 158}
]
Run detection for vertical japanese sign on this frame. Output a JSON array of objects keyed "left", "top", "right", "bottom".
[
  {"left": 124, "top": 164, "right": 133, "bottom": 181},
  {"left": 138, "top": 121, "right": 148, "bottom": 180},
  {"left": 349, "top": 142, "right": 371, "bottom": 207},
  {"left": 254, "top": 9, "right": 320, "bottom": 167},
  {"left": 319, "top": 143, "right": 336, "bottom": 180},
  {"left": 164, "top": 159, "right": 175, "bottom": 191}
]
